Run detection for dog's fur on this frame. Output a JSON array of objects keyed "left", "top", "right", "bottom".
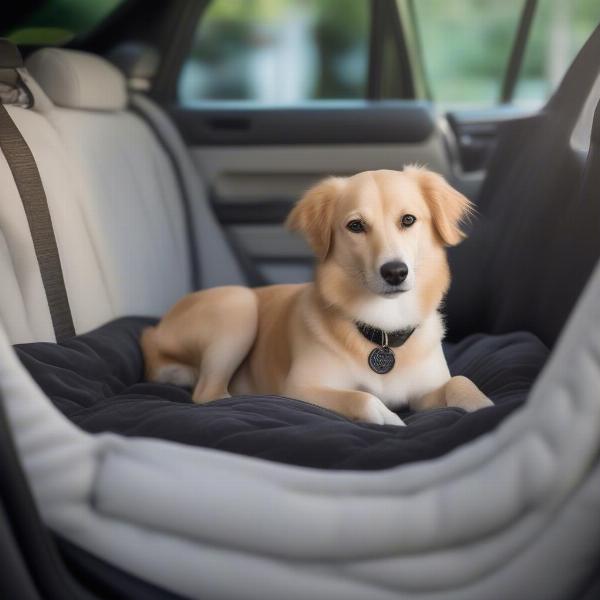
[{"left": 141, "top": 167, "right": 492, "bottom": 425}]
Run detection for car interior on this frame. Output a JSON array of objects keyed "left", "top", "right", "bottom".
[{"left": 1, "top": 0, "right": 600, "bottom": 598}]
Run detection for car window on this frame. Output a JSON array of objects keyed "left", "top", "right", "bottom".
[
  {"left": 179, "top": 0, "right": 370, "bottom": 105},
  {"left": 513, "top": 0, "right": 600, "bottom": 108},
  {"left": 413, "top": 0, "right": 600, "bottom": 108},
  {"left": 4, "top": 0, "right": 122, "bottom": 46},
  {"left": 412, "top": 0, "right": 523, "bottom": 106}
]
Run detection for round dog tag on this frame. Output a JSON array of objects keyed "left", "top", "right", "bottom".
[{"left": 368, "top": 346, "right": 395, "bottom": 374}]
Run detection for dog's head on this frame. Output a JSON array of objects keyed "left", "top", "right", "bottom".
[{"left": 286, "top": 167, "right": 473, "bottom": 325}]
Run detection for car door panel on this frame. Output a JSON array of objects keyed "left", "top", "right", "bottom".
[
  {"left": 170, "top": 101, "right": 437, "bottom": 146},
  {"left": 446, "top": 106, "right": 536, "bottom": 173}
]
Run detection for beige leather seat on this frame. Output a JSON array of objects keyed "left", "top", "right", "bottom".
[
  {"left": 0, "top": 48, "right": 244, "bottom": 343},
  {"left": 0, "top": 69, "right": 112, "bottom": 342},
  {"left": 26, "top": 48, "right": 195, "bottom": 322}
]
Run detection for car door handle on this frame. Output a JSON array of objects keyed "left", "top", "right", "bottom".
[{"left": 207, "top": 117, "right": 252, "bottom": 131}]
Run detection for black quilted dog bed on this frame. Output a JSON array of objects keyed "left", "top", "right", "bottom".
[{"left": 15, "top": 317, "right": 549, "bottom": 470}]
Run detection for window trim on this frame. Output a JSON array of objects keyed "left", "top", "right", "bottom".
[
  {"left": 367, "top": 0, "right": 387, "bottom": 99},
  {"left": 387, "top": 0, "right": 416, "bottom": 99},
  {"left": 152, "top": 0, "right": 209, "bottom": 103},
  {"left": 368, "top": 0, "right": 416, "bottom": 100},
  {"left": 400, "top": 0, "right": 430, "bottom": 100},
  {"left": 500, "top": 0, "right": 538, "bottom": 103}
]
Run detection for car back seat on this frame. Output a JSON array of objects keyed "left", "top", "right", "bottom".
[
  {"left": 0, "top": 46, "right": 246, "bottom": 344},
  {"left": 25, "top": 48, "right": 246, "bottom": 299},
  {"left": 22, "top": 49, "right": 186, "bottom": 322}
]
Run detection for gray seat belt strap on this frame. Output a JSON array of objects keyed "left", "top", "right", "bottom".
[{"left": 0, "top": 102, "right": 75, "bottom": 342}]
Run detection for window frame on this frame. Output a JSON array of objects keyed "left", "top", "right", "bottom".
[
  {"left": 500, "top": 0, "right": 538, "bottom": 103},
  {"left": 368, "top": 0, "right": 416, "bottom": 100}
]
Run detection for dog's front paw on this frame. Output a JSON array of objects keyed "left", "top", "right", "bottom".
[
  {"left": 445, "top": 376, "right": 494, "bottom": 412},
  {"left": 359, "top": 395, "right": 405, "bottom": 426}
]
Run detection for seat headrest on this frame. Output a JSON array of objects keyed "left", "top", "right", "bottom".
[
  {"left": 26, "top": 48, "right": 127, "bottom": 111},
  {"left": 108, "top": 42, "right": 159, "bottom": 91}
]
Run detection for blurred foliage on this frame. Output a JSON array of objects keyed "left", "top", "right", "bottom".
[
  {"left": 6, "top": 0, "right": 121, "bottom": 43},
  {"left": 184, "top": 0, "right": 368, "bottom": 101},
  {"left": 413, "top": 0, "right": 522, "bottom": 104},
  {"left": 514, "top": 0, "right": 600, "bottom": 104},
  {"left": 8, "top": 27, "right": 74, "bottom": 45},
  {"left": 313, "top": 0, "right": 367, "bottom": 97},
  {"left": 185, "top": 0, "right": 600, "bottom": 106},
  {"left": 414, "top": 0, "right": 600, "bottom": 106},
  {"left": 5, "top": 0, "right": 597, "bottom": 106}
]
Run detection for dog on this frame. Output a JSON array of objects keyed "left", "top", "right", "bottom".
[{"left": 141, "top": 167, "right": 492, "bottom": 426}]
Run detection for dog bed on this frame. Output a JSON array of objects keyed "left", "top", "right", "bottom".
[{"left": 15, "top": 316, "right": 548, "bottom": 470}]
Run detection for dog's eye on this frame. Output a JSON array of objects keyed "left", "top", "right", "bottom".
[
  {"left": 346, "top": 219, "right": 365, "bottom": 233},
  {"left": 401, "top": 214, "right": 416, "bottom": 228}
]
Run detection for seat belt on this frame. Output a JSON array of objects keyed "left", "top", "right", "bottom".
[{"left": 0, "top": 101, "right": 75, "bottom": 342}]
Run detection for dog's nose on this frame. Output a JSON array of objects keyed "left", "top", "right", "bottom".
[{"left": 380, "top": 261, "right": 408, "bottom": 286}]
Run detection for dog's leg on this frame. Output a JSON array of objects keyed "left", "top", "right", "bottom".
[
  {"left": 286, "top": 385, "right": 405, "bottom": 426},
  {"left": 190, "top": 288, "right": 258, "bottom": 404},
  {"left": 142, "top": 287, "right": 258, "bottom": 404},
  {"left": 411, "top": 375, "right": 493, "bottom": 412},
  {"left": 141, "top": 327, "right": 197, "bottom": 386},
  {"left": 191, "top": 327, "right": 254, "bottom": 403}
]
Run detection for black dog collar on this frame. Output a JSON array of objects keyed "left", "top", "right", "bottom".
[
  {"left": 356, "top": 322, "right": 416, "bottom": 348},
  {"left": 356, "top": 322, "right": 417, "bottom": 375}
]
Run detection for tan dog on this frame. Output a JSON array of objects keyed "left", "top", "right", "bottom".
[{"left": 142, "top": 167, "right": 492, "bottom": 426}]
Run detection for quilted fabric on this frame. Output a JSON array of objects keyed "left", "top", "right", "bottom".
[{"left": 14, "top": 317, "right": 549, "bottom": 470}]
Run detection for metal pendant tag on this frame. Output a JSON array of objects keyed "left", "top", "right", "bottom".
[{"left": 368, "top": 346, "right": 395, "bottom": 374}]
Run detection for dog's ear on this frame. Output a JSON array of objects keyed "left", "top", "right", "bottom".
[
  {"left": 405, "top": 165, "right": 473, "bottom": 246},
  {"left": 285, "top": 177, "right": 346, "bottom": 260}
]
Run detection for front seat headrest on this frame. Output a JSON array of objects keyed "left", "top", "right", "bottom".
[{"left": 108, "top": 42, "right": 160, "bottom": 91}]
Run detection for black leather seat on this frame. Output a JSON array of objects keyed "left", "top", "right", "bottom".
[{"left": 446, "top": 25, "right": 600, "bottom": 348}]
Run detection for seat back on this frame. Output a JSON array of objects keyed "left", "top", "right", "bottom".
[
  {"left": 26, "top": 48, "right": 194, "bottom": 320},
  {"left": 0, "top": 41, "right": 247, "bottom": 344},
  {"left": 109, "top": 42, "right": 247, "bottom": 289},
  {"left": 0, "top": 60, "right": 113, "bottom": 342},
  {"left": 446, "top": 25, "right": 600, "bottom": 348}
]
